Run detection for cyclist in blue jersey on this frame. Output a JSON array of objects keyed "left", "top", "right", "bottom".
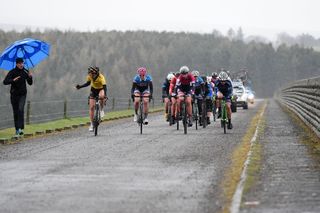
[
  {"left": 202, "top": 76, "right": 214, "bottom": 125},
  {"left": 162, "top": 72, "right": 175, "bottom": 121},
  {"left": 131, "top": 67, "right": 153, "bottom": 125},
  {"left": 191, "top": 70, "right": 205, "bottom": 126},
  {"left": 215, "top": 71, "right": 233, "bottom": 129}
]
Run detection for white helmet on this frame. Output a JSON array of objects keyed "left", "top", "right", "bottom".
[
  {"left": 191, "top": 70, "right": 199, "bottom": 77},
  {"left": 218, "top": 71, "right": 228, "bottom": 81},
  {"left": 167, "top": 73, "right": 175, "bottom": 81},
  {"left": 179, "top": 66, "right": 189, "bottom": 74}
]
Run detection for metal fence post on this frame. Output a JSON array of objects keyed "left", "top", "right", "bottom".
[
  {"left": 26, "top": 100, "right": 31, "bottom": 125},
  {"left": 128, "top": 99, "right": 131, "bottom": 110},
  {"left": 112, "top": 97, "right": 115, "bottom": 110},
  {"left": 64, "top": 99, "right": 67, "bottom": 119}
]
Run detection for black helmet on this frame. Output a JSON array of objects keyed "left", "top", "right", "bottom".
[
  {"left": 211, "top": 72, "right": 218, "bottom": 78},
  {"left": 88, "top": 66, "right": 99, "bottom": 74}
]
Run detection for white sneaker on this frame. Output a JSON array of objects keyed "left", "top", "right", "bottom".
[
  {"left": 133, "top": 114, "right": 138, "bottom": 122},
  {"left": 89, "top": 123, "right": 94, "bottom": 132},
  {"left": 143, "top": 118, "right": 148, "bottom": 125},
  {"left": 100, "top": 110, "right": 105, "bottom": 118}
]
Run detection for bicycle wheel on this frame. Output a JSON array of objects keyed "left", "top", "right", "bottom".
[
  {"left": 139, "top": 101, "right": 143, "bottom": 134},
  {"left": 222, "top": 102, "right": 227, "bottom": 134},
  {"left": 202, "top": 101, "right": 207, "bottom": 128},
  {"left": 193, "top": 101, "right": 198, "bottom": 130},
  {"left": 212, "top": 100, "right": 216, "bottom": 122},
  {"left": 168, "top": 101, "right": 172, "bottom": 126},
  {"left": 182, "top": 102, "right": 187, "bottom": 134},
  {"left": 94, "top": 103, "right": 100, "bottom": 136}
]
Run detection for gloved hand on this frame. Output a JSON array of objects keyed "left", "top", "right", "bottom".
[{"left": 76, "top": 84, "right": 81, "bottom": 90}]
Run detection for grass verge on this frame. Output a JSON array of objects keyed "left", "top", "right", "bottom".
[
  {"left": 0, "top": 107, "right": 163, "bottom": 142},
  {"left": 220, "top": 102, "right": 267, "bottom": 213}
]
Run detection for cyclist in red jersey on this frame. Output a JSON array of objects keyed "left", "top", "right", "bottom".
[
  {"left": 176, "top": 66, "right": 195, "bottom": 127},
  {"left": 169, "top": 71, "right": 180, "bottom": 124}
]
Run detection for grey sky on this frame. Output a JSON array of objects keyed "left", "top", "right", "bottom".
[{"left": 1, "top": 0, "right": 319, "bottom": 40}]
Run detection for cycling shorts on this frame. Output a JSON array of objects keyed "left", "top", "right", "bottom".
[
  {"left": 89, "top": 87, "right": 103, "bottom": 99},
  {"left": 134, "top": 89, "right": 150, "bottom": 95},
  {"left": 178, "top": 91, "right": 193, "bottom": 97}
]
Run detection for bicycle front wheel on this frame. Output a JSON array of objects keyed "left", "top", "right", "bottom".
[{"left": 182, "top": 103, "right": 187, "bottom": 134}]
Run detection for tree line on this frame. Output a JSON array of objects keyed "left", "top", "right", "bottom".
[{"left": 1, "top": 29, "right": 320, "bottom": 105}]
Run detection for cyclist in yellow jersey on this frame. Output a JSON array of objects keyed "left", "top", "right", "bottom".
[{"left": 76, "top": 66, "right": 107, "bottom": 132}]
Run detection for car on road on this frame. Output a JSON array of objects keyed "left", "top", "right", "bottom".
[{"left": 232, "top": 82, "right": 248, "bottom": 110}]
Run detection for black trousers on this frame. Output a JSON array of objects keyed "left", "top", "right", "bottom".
[{"left": 10, "top": 94, "right": 26, "bottom": 131}]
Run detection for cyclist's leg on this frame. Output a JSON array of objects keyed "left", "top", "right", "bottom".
[
  {"left": 186, "top": 95, "right": 192, "bottom": 118},
  {"left": 98, "top": 89, "right": 105, "bottom": 110},
  {"left": 170, "top": 95, "right": 177, "bottom": 123},
  {"left": 226, "top": 98, "right": 233, "bottom": 129},
  {"left": 176, "top": 91, "right": 184, "bottom": 118},
  {"left": 142, "top": 91, "right": 150, "bottom": 118},
  {"left": 134, "top": 90, "right": 141, "bottom": 115},
  {"left": 216, "top": 92, "right": 223, "bottom": 117},
  {"left": 206, "top": 97, "right": 213, "bottom": 124}
]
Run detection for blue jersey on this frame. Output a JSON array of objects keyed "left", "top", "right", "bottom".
[
  {"left": 132, "top": 74, "right": 153, "bottom": 92},
  {"left": 205, "top": 82, "right": 213, "bottom": 97},
  {"left": 215, "top": 79, "right": 233, "bottom": 98},
  {"left": 194, "top": 76, "right": 205, "bottom": 95}
]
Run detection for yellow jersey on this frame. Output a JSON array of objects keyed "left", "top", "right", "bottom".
[{"left": 86, "top": 74, "right": 107, "bottom": 89}]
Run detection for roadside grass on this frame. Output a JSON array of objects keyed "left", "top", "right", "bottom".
[
  {"left": 241, "top": 118, "right": 265, "bottom": 205},
  {"left": 220, "top": 102, "right": 267, "bottom": 213},
  {"left": 0, "top": 108, "right": 162, "bottom": 140}
]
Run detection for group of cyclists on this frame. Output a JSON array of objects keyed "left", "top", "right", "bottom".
[
  {"left": 162, "top": 66, "right": 233, "bottom": 130},
  {"left": 76, "top": 65, "right": 233, "bottom": 132}
]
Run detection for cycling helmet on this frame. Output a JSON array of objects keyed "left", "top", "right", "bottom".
[
  {"left": 211, "top": 72, "right": 218, "bottom": 78},
  {"left": 191, "top": 70, "right": 200, "bottom": 77},
  {"left": 167, "top": 73, "right": 175, "bottom": 81},
  {"left": 137, "top": 67, "right": 147, "bottom": 76},
  {"left": 179, "top": 66, "right": 189, "bottom": 74},
  {"left": 218, "top": 71, "right": 228, "bottom": 81},
  {"left": 88, "top": 66, "right": 99, "bottom": 74}
]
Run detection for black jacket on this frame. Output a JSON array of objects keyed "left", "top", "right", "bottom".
[{"left": 3, "top": 67, "right": 33, "bottom": 96}]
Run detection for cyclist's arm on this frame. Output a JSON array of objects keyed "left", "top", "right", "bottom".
[
  {"left": 131, "top": 82, "right": 137, "bottom": 95},
  {"left": 149, "top": 81, "right": 153, "bottom": 95},
  {"left": 78, "top": 81, "right": 90, "bottom": 89}
]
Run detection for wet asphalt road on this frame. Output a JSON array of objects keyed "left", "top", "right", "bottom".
[{"left": 0, "top": 101, "right": 263, "bottom": 213}]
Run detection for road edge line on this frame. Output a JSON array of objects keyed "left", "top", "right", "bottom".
[{"left": 229, "top": 102, "right": 267, "bottom": 213}]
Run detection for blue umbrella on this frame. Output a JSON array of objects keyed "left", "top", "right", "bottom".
[{"left": 0, "top": 38, "right": 50, "bottom": 71}]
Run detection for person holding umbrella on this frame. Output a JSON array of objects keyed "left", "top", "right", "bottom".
[
  {"left": 3, "top": 58, "right": 33, "bottom": 136},
  {"left": 0, "top": 38, "right": 50, "bottom": 136}
]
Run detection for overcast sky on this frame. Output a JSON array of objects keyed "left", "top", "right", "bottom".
[{"left": 1, "top": 0, "right": 319, "bottom": 40}]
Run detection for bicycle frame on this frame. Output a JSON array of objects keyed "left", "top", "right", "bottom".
[
  {"left": 221, "top": 98, "right": 228, "bottom": 134},
  {"left": 192, "top": 97, "right": 199, "bottom": 130},
  {"left": 135, "top": 95, "right": 149, "bottom": 134},
  {"left": 93, "top": 96, "right": 101, "bottom": 136}
]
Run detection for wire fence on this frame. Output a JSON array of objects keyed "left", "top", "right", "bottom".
[{"left": 0, "top": 97, "right": 163, "bottom": 130}]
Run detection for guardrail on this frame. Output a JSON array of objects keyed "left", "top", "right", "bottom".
[
  {"left": 0, "top": 97, "right": 163, "bottom": 130},
  {"left": 276, "top": 76, "right": 320, "bottom": 137}
]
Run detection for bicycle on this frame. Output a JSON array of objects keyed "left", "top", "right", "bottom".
[
  {"left": 220, "top": 98, "right": 228, "bottom": 134},
  {"left": 192, "top": 96, "right": 199, "bottom": 130},
  {"left": 202, "top": 98, "right": 207, "bottom": 128},
  {"left": 135, "top": 95, "right": 149, "bottom": 134},
  {"left": 92, "top": 96, "right": 102, "bottom": 136},
  {"left": 176, "top": 94, "right": 188, "bottom": 134}
]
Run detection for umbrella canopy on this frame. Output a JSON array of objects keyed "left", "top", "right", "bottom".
[{"left": 0, "top": 38, "right": 50, "bottom": 71}]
